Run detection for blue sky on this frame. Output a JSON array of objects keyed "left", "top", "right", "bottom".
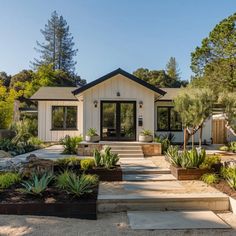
[{"left": 0, "top": 1, "right": 235, "bottom": 82}]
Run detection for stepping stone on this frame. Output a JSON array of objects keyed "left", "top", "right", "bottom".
[
  {"left": 123, "top": 174, "right": 176, "bottom": 181},
  {"left": 124, "top": 181, "right": 183, "bottom": 191},
  {"left": 127, "top": 211, "right": 230, "bottom": 230}
]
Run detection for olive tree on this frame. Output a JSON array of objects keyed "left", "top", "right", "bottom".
[{"left": 174, "top": 88, "right": 214, "bottom": 149}]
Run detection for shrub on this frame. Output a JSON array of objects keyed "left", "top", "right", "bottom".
[
  {"left": 154, "top": 133, "right": 174, "bottom": 154},
  {"left": 60, "top": 135, "right": 82, "bottom": 154},
  {"left": 140, "top": 129, "right": 152, "bottom": 136},
  {"left": 80, "top": 159, "right": 95, "bottom": 170},
  {"left": 55, "top": 157, "right": 81, "bottom": 168},
  {"left": 59, "top": 173, "right": 98, "bottom": 197},
  {"left": 0, "top": 172, "right": 21, "bottom": 189},
  {"left": 56, "top": 170, "right": 72, "bottom": 190},
  {"left": 28, "top": 137, "right": 42, "bottom": 147},
  {"left": 230, "top": 142, "right": 236, "bottom": 153},
  {"left": 219, "top": 145, "right": 229, "bottom": 151},
  {"left": 201, "top": 173, "right": 219, "bottom": 185},
  {"left": 21, "top": 173, "right": 53, "bottom": 196},
  {"left": 225, "top": 167, "right": 236, "bottom": 189},
  {"left": 94, "top": 149, "right": 102, "bottom": 166},
  {"left": 199, "top": 155, "right": 221, "bottom": 170},
  {"left": 86, "top": 128, "right": 97, "bottom": 137},
  {"left": 166, "top": 146, "right": 206, "bottom": 168}
]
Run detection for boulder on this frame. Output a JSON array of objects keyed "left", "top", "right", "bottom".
[
  {"left": 26, "top": 154, "right": 39, "bottom": 162},
  {"left": 0, "top": 150, "right": 12, "bottom": 158}
]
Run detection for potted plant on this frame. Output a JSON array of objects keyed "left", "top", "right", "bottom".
[
  {"left": 138, "top": 129, "right": 153, "bottom": 142},
  {"left": 85, "top": 128, "right": 100, "bottom": 142}
]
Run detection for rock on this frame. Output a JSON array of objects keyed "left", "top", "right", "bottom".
[
  {"left": 26, "top": 154, "right": 39, "bottom": 162},
  {"left": 0, "top": 150, "right": 12, "bottom": 158}
]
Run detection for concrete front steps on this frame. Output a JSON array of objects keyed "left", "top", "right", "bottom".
[{"left": 98, "top": 183, "right": 230, "bottom": 213}]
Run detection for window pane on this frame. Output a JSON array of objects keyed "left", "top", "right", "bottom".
[
  {"left": 170, "top": 108, "right": 182, "bottom": 130},
  {"left": 157, "top": 107, "right": 169, "bottom": 130},
  {"left": 66, "top": 107, "right": 77, "bottom": 129},
  {"left": 52, "top": 107, "right": 64, "bottom": 129}
]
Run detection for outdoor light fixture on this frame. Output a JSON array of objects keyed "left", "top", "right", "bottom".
[
  {"left": 93, "top": 100, "right": 98, "bottom": 108},
  {"left": 117, "top": 92, "right": 120, "bottom": 97},
  {"left": 139, "top": 101, "right": 143, "bottom": 108}
]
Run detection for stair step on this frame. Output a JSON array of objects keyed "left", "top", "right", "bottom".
[
  {"left": 123, "top": 168, "right": 171, "bottom": 174},
  {"left": 123, "top": 174, "right": 176, "bottom": 181},
  {"left": 97, "top": 193, "right": 229, "bottom": 212},
  {"left": 110, "top": 146, "right": 142, "bottom": 150},
  {"left": 111, "top": 150, "right": 143, "bottom": 154},
  {"left": 118, "top": 154, "right": 144, "bottom": 158}
]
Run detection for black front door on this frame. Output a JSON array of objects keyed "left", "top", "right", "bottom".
[{"left": 101, "top": 101, "right": 136, "bottom": 141}]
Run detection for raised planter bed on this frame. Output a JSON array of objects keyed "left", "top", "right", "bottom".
[
  {"left": 85, "top": 166, "right": 122, "bottom": 181},
  {"left": 0, "top": 185, "right": 98, "bottom": 220},
  {"left": 170, "top": 165, "right": 210, "bottom": 180},
  {"left": 53, "top": 165, "right": 122, "bottom": 181}
]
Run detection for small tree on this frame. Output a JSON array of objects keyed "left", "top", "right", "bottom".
[
  {"left": 174, "top": 88, "right": 214, "bottom": 149},
  {"left": 218, "top": 92, "right": 236, "bottom": 136}
]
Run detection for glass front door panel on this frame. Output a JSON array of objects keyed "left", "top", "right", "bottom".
[
  {"left": 102, "top": 103, "right": 117, "bottom": 139},
  {"left": 120, "top": 103, "right": 135, "bottom": 140}
]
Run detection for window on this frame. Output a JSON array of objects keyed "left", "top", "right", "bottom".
[
  {"left": 157, "top": 107, "right": 182, "bottom": 131},
  {"left": 52, "top": 106, "right": 77, "bottom": 130}
]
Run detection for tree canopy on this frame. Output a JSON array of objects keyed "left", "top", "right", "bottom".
[{"left": 191, "top": 12, "right": 236, "bottom": 94}]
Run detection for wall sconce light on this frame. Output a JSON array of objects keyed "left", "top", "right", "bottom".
[
  {"left": 117, "top": 92, "right": 120, "bottom": 97},
  {"left": 139, "top": 101, "right": 143, "bottom": 108},
  {"left": 93, "top": 100, "right": 98, "bottom": 108}
]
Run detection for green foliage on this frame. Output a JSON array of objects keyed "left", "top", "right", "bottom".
[
  {"left": 86, "top": 128, "right": 97, "bottom": 137},
  {"left": 140, "top": 129, "right": 152, "bottom": 136},
  {"left": 57, "top": 172, "right": 98, "bottom": 197},
  {"left": 191, "top": 13, "right": 236, "bottom": 94},
  {"left": 154, "top": 133, "right": 174, "bottom": 154},
  {"left": 80, "top": 159, "right": 95, "bottom": 170},
  {"left": 60, "top": 135, "right": 82, "bottom": 154},
  {"left": 94, "top": 149, "right": 102, "bottom": 167},
  {"left": 21, "top": 173, "right": 53, "bottom": 196},
  {"left": 133, "top": 67, "right": 187, "bottom": 88},
  {"left": 55, "top": 157, "right": 80, "bottom": 168},
  {"left": 56, "top": 170, "right": 72, "bottom": 190},
  {"left": 219, "top": 145, "right": 230, "bottom": 151},
  {"left": 0, "top": 172, "right": 21, "bottom": 189},
  {"left": 166, "top": 57, "right": 181, "bottom": 81},
  {"left": 33, "top": 11, "right": 78, "bottom": 76},
  {"left": 93, "top": 146, "right": 119, "bottom": 169},
  {"left": 201, "top": 173, "right": 219, "bottom": 185},
  {"left": 223, "top": 167, "right": 236, "bottom": 189},
  {"left": 199, "top": 155, "right": 221, "bottom": 170},
  {"left": 166, "top": 146, "right": 206, "bottom": 168},
  {"left": 230, "top": 142, "right": 236, "bottom": 152}
]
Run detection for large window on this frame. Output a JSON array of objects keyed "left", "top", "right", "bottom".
[
  {"left": 157, "top": 107, "right": 182, "bottom": 131},
  {"left": 52, "top": 106, "right": 77, "bottom": 130}
]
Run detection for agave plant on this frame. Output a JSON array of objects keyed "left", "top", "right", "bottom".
[
  {"left": 102, "top": 146, "right": 119, "bottom": 169},
  {"left": 60, "top": 135, "right": 83, "bottom": 154},
  {"left": 93, "top": 149, "right": 102, "bottom": 167},
  {"left": 21, "top": 173, "right": 53, "bottom": 196},
  {"left": 165, "top": 145, "right": 181, "bottom": 167}
]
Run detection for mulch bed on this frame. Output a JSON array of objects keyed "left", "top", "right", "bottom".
[
  {"left": 0, "top": 184, "right": 98, "bottom": 219},
  {"left": 212, "top": 180, "right": 236, "bottom": 200}
]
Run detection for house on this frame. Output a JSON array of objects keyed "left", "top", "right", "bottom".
[{"left": 31, "top": 68, "right": 229, "bottom": 144}]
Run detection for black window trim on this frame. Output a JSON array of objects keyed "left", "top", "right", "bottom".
[
  {"left": 157, "top": 106, "right": 182, "bottom": 132},
  {"left": 51, "top": 105, "right": 78, "bottom": 131}
]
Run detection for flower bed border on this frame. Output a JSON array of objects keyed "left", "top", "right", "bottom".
[
  {"left": 0, "top": 200, "right": 97, "bottom": 219},
  {"left": 170, "top": 165, "right": 210, "bottom": 180}
]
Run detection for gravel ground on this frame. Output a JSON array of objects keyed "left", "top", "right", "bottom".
[{"left": 0, "top": 212, "right": 236, "bottom": 236}]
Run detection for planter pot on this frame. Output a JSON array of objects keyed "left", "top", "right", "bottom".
[
  {"left": 85, "top": 166, "right": 122, "bottom": 181},
  {"left": 85, "top": 135, "right": 100, "bottom": 143},
  {"left": 138, "top": 134, "right": 153, "bottom": 142},
  {"left": 170, "top": 165, "right": 210, "bottom": 180}
]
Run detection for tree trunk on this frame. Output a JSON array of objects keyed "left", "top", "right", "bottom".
[
  {"left": 199, "top": 125, "right": 203, "bottom": 148},
  {"left": 183, "top": 128, "right": 188, "bottom": 150},
  {"left": 191, "top": 128, "right": 194, "bottom": 149}
]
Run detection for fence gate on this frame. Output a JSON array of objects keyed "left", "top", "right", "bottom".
[{"left": 212, "top": 119, "right": 226, "bottom": 144}]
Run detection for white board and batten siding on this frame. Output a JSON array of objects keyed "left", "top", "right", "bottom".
[
  {"left": 78, "top": 74, "right": 155, "bottom": 140},
  {"left": 38, "top": 100, "right": 83, "bottom": 142},
  {"left": 155, "top": 101, "right": 212, "bottom": 144}
]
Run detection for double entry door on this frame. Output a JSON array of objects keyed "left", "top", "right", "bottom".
[{"left": 101, "top": 101, "right": 136, "bottom": 141}]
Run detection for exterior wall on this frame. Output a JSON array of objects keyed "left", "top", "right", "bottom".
[
  {"left": 155, "top": 101, "right": 212, "bottom": 144},
  {"left": 38, "top": 100, "right": 82, "bottom": 142},
  {"left": 79, "top": 74, "right": 155, "bottom": 141}
]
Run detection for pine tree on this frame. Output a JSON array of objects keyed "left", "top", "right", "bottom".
[
  {"left": 32, "top": 11, "right": 78, "bottom": 74},
  {"left": 166, "top": 57, "right": 180, "bottom": 82}
]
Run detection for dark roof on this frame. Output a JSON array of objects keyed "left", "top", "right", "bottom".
[
  {"left": 72, "top": 68, "right": 166, "bottom": 96},
  {"left": 31, "top": 87, "right": 78, "bottom": 101}
]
